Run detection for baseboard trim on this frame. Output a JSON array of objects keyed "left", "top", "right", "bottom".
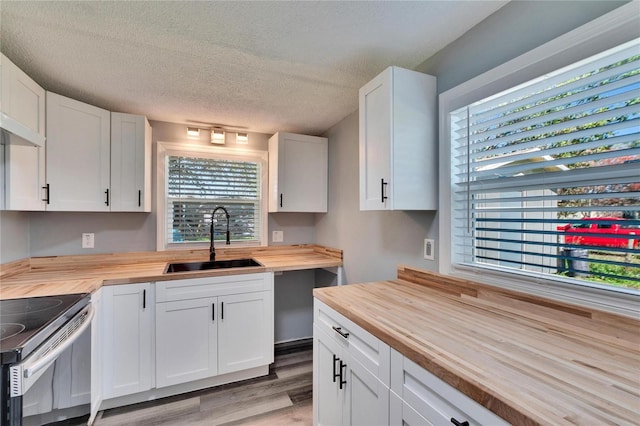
[{"left": 274, "top": 337, "right": 313, "bottom": 355}]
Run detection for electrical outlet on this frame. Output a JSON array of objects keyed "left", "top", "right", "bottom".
[
  {"left": 424, "top": 239, "right": 435, "bottom": 260},
  {"left": 82, "top": 233, "right": 95, "bottom": 249},
  {"left": 272, "top": 230, "right": 284, "bottom": 243}
]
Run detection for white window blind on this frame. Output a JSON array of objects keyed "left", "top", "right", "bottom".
[
  {"left": 450, "top": 39, "right": 640, "bottom": 290},
  {"left": 167, "top": 155, "right": 262, "bottom": 245}
]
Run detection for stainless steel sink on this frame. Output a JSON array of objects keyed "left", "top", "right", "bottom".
[{"left": 164, "top": 258, "right": 262, "bottom": 273}]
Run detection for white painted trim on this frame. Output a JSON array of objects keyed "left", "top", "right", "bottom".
[
  {"left": 438, "top": 2, "right": 640, "bottom": 315},
  {"left": 155, "top": 141, "right": 269, "bottom": 251}
]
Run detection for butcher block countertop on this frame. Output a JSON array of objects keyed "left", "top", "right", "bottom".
[
  {"left": 313, "top": 266, "right": 640, "bottom": 426},
  {"left": 0, "top": 244, "right": 342, "bottom": 300}
]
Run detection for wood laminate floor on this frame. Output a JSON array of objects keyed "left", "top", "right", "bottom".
[{"left": 59, "top": 347, "right": 313, "bottom": 426}]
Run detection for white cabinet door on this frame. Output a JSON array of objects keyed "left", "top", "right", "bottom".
[
  {"left": 344, "top": 356, "right": 390, "bottom": 426},
  {"left": 0, "top": 53, "right": 46, "bottom": 147},
  {"left": 359, "top": 69, "right": 391, "bottom": 211},
  {"left": 156, "top": 297, "right": 218, "bottom": 388},
  {"left": 2, "top": 140, "right": 45, "bottom": 210},
  {"left": 268, "top": 132, "right": 328, "bottom": 213},
  {"left": 111, "top": 113, "right": 151, "bottom": 212},
  {"left": 313, "top": 301, "right": 391, "bottom": 426},
  {"left": 102, "top": 283, "right": 154, "bottom": 399},
  {"left": 218, "top": 291, "right": 273, "bottom": 374},
  {"left": 359, "top": 66, "right": 437, "bottom": 211},
  {"left": 46, "top": 91, "right": 110, "bottom": 211},
  {"left": 313, "top": 324, "right": 346, "bottom": 426}
]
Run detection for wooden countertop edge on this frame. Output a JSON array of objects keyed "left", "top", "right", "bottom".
[{"left": 0, "top": 244, "right": 342, "bottom": 299}]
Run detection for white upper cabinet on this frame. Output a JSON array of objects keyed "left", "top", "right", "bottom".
[
  {"left": 46, "top": 91, "right": 110, "bottom": 211},
  {"left": 1, "top": 137, "right": 46, "bottom": 211},
  {"left": 110, "top": 112, "right": 152, "bottom": 212},
  {"left": 0, "top": 53, "right": 46, "bottom": 147},
  {"left": 359, "top": 66, "right": 437, "bottom": 211},
  {"left": 269, "top": 132, "right": 328, "bottom": 213}
]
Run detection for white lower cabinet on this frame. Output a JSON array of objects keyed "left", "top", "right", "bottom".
[
  {"left": 218, "top": 292, "right": 272, "bottom": 374},
  {"left": 390, "top": 349, "right": 509, "bottom": 426},
  {"left": 101, "top": 283, "right": 154, "bottom": 399},
  {"left": 155, "top": 273, "right": 274, "bottom": 388},
  {"left": 155, "top": 297, "right": 218, "bottom": 387},
  {"left": 313, "top": 300, "right": 390, "bottom": 426},
  {"left": 314, "top": 299, "right": 508, "bottom": 426}
]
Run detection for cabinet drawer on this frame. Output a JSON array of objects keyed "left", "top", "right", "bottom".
[
  {"left": 156, "top": 272, "right": 273, "bottom": 302},
  {"left": 314, "top": 299, "right": 390, "bottom": 386},
  {"left": 391, "top": 349, "right": 508, "bottom": 426}
]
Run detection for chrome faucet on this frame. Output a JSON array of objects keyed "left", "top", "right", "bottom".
[{"left": 210, "top": 206, "right": 230, "bottom": 261}]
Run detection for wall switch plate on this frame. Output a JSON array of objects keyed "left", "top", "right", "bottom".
[
  {"left": 272, "top": 230, "right": 284, "bottom": 243},
  {"left": 82, "top": 233, "right": 95, "bottom": 249},
  {"left": 424, "top": 239, "right": 435, "bottom": 260}
]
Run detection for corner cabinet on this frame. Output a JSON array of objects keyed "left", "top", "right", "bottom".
[
  {"left": 0, "top": 53, "right": 46, "bottom": 147},
  {"left": 45, "top": 92, "right": 111, "bottom": 211},
  {"left": 111, "top": 113, "right": 152, "bottom": 212},
  {"left": 268, "top": 132, "right": 328, "bottom": 213},
  {"left": 0, "top": 53, "right": 46, "bottom": 211},
  {"left": 101, "top": 283, "right": 154, "bottom": 399},
  {"left": 359, "top": 66, "right": 437, "bottom": 211},
  {"left": 313, "top": 299, "right": 508, "bottom": 426},
  {"left": 155, "top": 273, "right": 274, "bottom": 388}
]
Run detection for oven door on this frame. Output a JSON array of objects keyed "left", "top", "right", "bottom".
[{"left": 7, "top": 304, "right": 94, "bottom": 426}]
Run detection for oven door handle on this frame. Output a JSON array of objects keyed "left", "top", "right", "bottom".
[{"left": 22, "top": 304, "right": 94, "bottom": 379}]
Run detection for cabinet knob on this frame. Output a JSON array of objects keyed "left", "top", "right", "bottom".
[
  {"left": 450, "top": 418, "right": 469, "bottom": 426},
  {"left": 339, "top": 360, "right": 347, "bottom": 389},
  {"left": 105, "top": 188, "right": 110, "bottom": 206},
  {"left": 332, "top": 354, "right": 340, "bottom": 383},
  {"left": 381, "top": 178, "right": 388, "bottom": 203},
  {"left": 42, "top": 183, "right": 50, "bottom": 204},
  {"left": 332, "top": 326, "right": 349, "bottom": 339}
]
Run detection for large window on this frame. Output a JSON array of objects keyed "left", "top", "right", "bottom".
[
  {"left": 439, "top": 4, "right": 640, "bottom": 314},
  {"left": 157, "top": 142, "right": 267, "bottom": 250},
  {"left": 449, "top": 39, "right": 639, "bottom": 292}
]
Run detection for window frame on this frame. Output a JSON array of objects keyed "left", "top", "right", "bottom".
[
  {"left": 438, "top": 3, "right": 640, "bottom": 317},
  {"left": 156, "top": 141, "right": 268, "bottom": 251}
]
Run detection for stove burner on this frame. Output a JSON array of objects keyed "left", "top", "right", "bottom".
[
  {"left": 0, "top": 323, "right": 26, "bottom": 341},
  {"left": 0, "top": 298, "right": 64, "bottom": 316}
]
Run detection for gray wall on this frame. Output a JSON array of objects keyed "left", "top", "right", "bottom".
[
  {"left": 314, "top": 0, "right": 628, "bottom": 284},
  {"left": 0, "top": 211, "right": 30, "bottom": 262},
  {"left": 416, "top": 0, "right": 629, "bottom": 93},
  {"left": 316, "top": 111, "right": 437, "bottom": 284}
]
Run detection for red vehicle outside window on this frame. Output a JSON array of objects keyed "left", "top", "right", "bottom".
[{"left": 557, "top": 217, "right": 639, "bottom": 249}]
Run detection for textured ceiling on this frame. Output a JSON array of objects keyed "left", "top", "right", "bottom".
[{"left": 0, "top": 1, "right": 508, "bottom": 135}]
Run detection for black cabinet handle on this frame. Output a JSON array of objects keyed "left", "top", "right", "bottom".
[
  {"left": 280, "top": 193, "right": 283, "bottom": 208},
  {"left": 142, "top": 289, "right": 146, "bottom": 309},
  {"left": 450, "top": 418, "right": 469, "bottom": 426},
  {"left": 221, "top": 302, "right": 224, "bottom": 320},
  {"left": 339, "top": 360, "right": 347, "bottom": 389},
  {"left": 332, "top": 326, "right": 349, "bottom": 339},
  {"left": 138, "top": 190, "right": 141, "bottom": 207},
  {"left": 212, "top": 303, "right": 215, "bottom": 322},
  {"left": 42, "top": 184, "right": 50, "bottom": 204},
  {"left": 332, "top": 354, "right": 340, "bottom": 383},
  {"left": 105, "top": 189, "right": 110, "bottom": 206},
  {"left": 381, "top": 178, "right": 388, "bottom": 203}
]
